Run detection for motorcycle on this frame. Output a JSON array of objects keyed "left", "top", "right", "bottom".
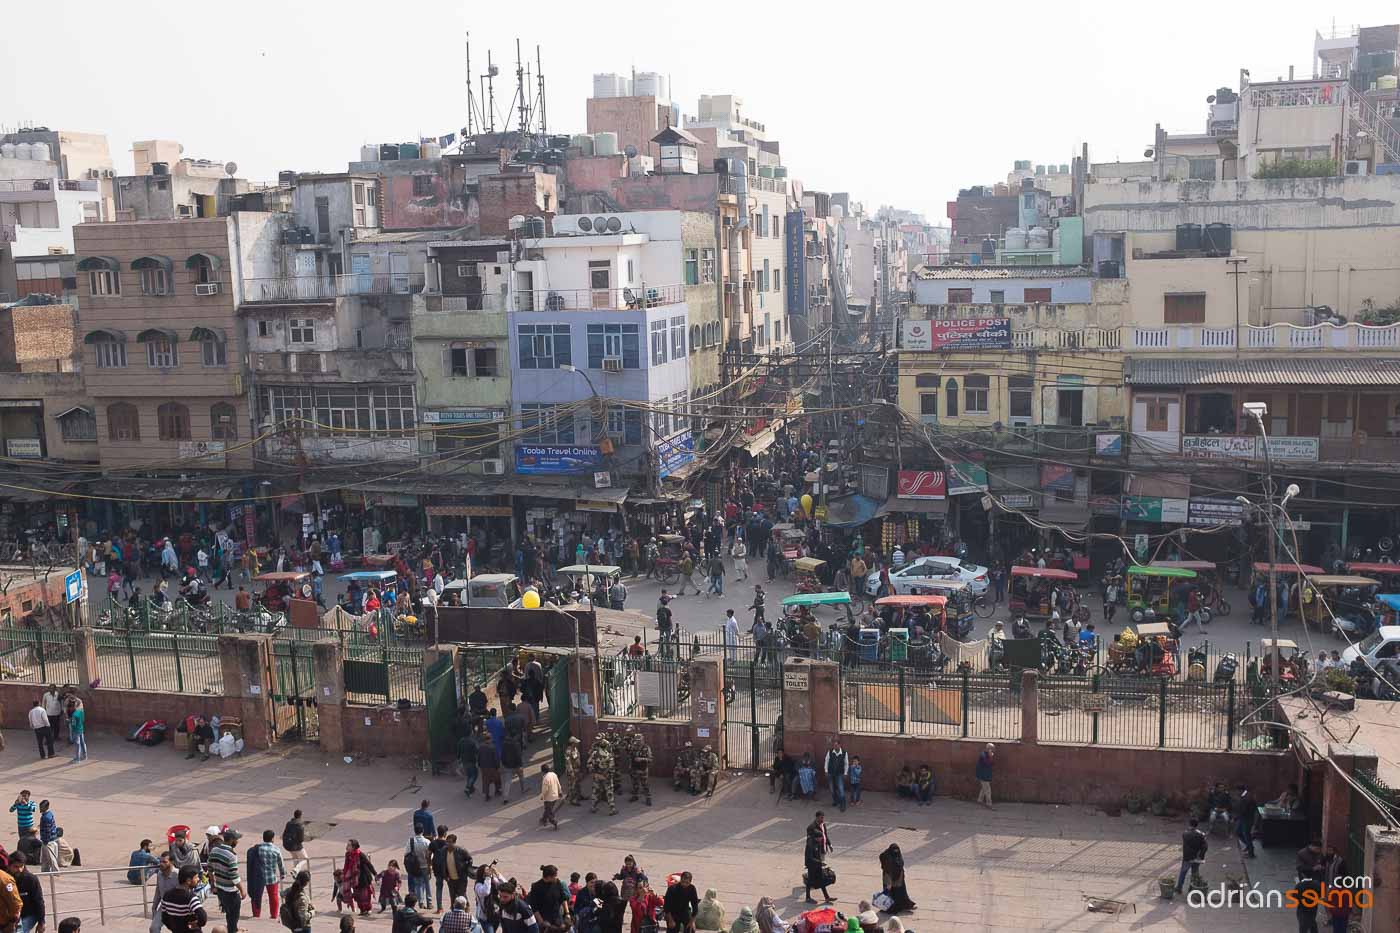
[
  {"left": 1186, "top": 644, "right": 1209, "bottom": 681},
  {"left": 1213, "top": 653, "right": 1238, "bottom": 685},
  {"left": 1332, "top": 605, "right": 1378, "bottom": 641}
]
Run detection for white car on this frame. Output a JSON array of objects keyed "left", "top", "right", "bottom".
[
  {"left": 1340, "top": 625, "right": 1400, "bottom": 667},
  {"left": 866, "top": 556, "right": 990, "bottom": 596}
]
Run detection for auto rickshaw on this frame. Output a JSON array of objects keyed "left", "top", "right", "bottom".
[
  {"left": 1299, "top": 574, "right": 1379, "bottom": 633},
  {"left": 1008, "top": 566, "right": 1077, "bottom": 619},
  {"left": 1134, "top": 620, "right": 1179, "bottom": 676},
  {"left": 1258, "top": 638, "right": 1309, "bottom": 686},
  {"left": 874, "top": 593, "right": 949, "bottom": 638},
  {"left": 557, "top": 565, "right": 623, "bottom": 604},
  {"left": 792, "top": 556, "right": 827, "bottom": 594},
  {"left": 780, "top": 591, "right": 853, "bottom": 651},
  {"left": 1251, "top": 562, "right": 1325, "bottom": 620},
  {"left": 1151, "top": 560, "right": 1229, "bottom": 616},
  {"left": 338, "top": 570, "right": 398, "bottom": 589},
  {"left": 253, "top": 571, "right": 310, "bottom": 612},
  {"left": 1125, "top": 565, "right": 1197, "bottom": 624},
  {"left": 899, "top": 579, "right": 973, "bottom": 639},
  {"left": 440, "top": 573, "right": 523, "bottom": 608},
  {"left": 1345, "top": 562, "right": 1400, "bottom": 592}
]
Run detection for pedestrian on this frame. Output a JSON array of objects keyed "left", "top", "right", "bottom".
[
  {"left": 377, "top": 860, "right": 403, "bottom": 913},
  {"left": 877, "top": 844, "right": 916, "bottom": 914},
  {"left": 976, "top": 743, "right": 995, "bottom": 808},
  {"left": 609, "top": 578, "right": 627, "bottom": 611},
  {"left": 723, "top": 610, "right": 739, "bottom": 661},
  {"left": 677, "top": 553, "right": 698, "bottom": 597},
  {"left": 27, "top": 702, "right": 53, "bottom": 760},
  {"left": 429, "top": 826, "right": 451, "bottom": 914},
  {"left": 748, "top": 585, "right": 766, "bottom": 628},
  {"left": 501, "top": 735, "right": 527, "bottom": 803},
  {"left": 538, "top": 764, "right": 561, "bottom": 830},
  {"left": 662, "top": 871, "right": 698, "bottom": 933},
  {"left": 803, "top": 812, "right": 835, "bottom": 904},
  {"left": 479, "top": 737, "right": 503, "bottom": 802},
  {"left": 848, "top": 756, "right": 863, "bottom": 806},
  {"left": 765, "top": 538, "right": 780, "bottom": 582},
  {"left": 67, "top": 698, "right": 86, "bottom": 763},
  {"left": 991, "top": 562, "right": 1006, "bottom": 605},
  {"left": 159, "top": 867, "right": 208, "bottom": 933},
  {"left": 412, "top": 801, "right": 434, "bottom": 838},
  {"left": 404, "top": 828, "right": 433, "bottom": 910},
  {"left": 247, "top": 830, "right": 284, "bottom": 920},
  {"left": 207, "top": 829, "right": 246, "bottom": 933},
  {"left": 441, "top": 897, "right": 474, "bottom": 933},
  {"left": 149, "top": 853, "right": 179, "bottom": 933},
  {"left": 8, "top": 853, "right": 42, "bottom": 933},
  {"left": 281, "top": 872, "right": 314, "bottom": 933},
  {"left": 824, "top": 741, "right": 848, "bottom": 812},
  {"left": 707, "top": 555, "right": 726, "bottom": 597},
  {"left": 1103, "top": 576, "right": 1119, "bottom": 622},
  {"left": 281, "top": 809, "right": 310, "bottom": 878},
  {"left": 41, "top": 687, "right": 62, "bottom": 742},
  {"left": 343, "top": 839, "right": 375, "bottom": 916},
  {"left": 656, "top": 593, "right": 673, "bottom": 646},
  {"left": 443, "top": 836, "right": 472, "bottom": 905},
  {"left": 1175, "top": 818, "right": 1208, "bottom": 894},
  {"left": 9, "top": 791, "right": 35, "bottom": 836},
  {"left": 731, "top": 537, "right": 748, "bottom": 581},
  {"left": 1235, "top": 785, "right": 1257, "bottom": 858}
]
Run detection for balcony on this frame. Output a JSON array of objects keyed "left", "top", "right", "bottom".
[
  {"left": 514, "top": 284, "right": 683, "bottom": 312},
  {"left": 0, "top": 178, "right": 98, "bottom": 193},
  {"left": 241, "top": 273, "right": 425, "bottom": 303},
  {"left": 418, "top": 292, "right": 508, "bottom": 313},
  {"left": 1129, "top": 322, "right": 1400, "bottom": 352}
]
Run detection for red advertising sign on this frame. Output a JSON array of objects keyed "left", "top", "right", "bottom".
[
  {"left": 897, "top": 470, "right": 946, "bottom": 500},
  {"left": 903, "top": 319, "right": 1012, "bottom": 351}
]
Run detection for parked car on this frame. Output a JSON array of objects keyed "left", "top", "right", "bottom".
[
  {"left": 1340, "top": 625, "right": 1400, "bottom": 668},
  {"left": 866, "top": 556, "right": 990, "bottom": 596}
]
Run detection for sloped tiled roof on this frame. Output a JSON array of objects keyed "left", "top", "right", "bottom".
[{"left": 1125, "top": 357, "right": 1400, "bottom": 386}]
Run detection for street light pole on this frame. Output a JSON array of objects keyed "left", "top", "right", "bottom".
[{"left": 1244, "top": 402, "right": 1279, "bottom": 695}]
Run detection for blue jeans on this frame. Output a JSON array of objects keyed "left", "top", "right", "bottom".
[
  {"left": 22, "top": 915, "right": 41, "bottom": 933},
  {"left": 850, "top": 782, "right": 862, "bottom": 803},
  {"left": 463, "top": 764, "right": 479, "bottom": 796},
  {"left": 830, "top": 774, "right": 846, "bottom": 808},
  {"left": 71, "top": 732, "right": 87, "bottom": 761},
  {"left": 709, "top": 575, "right": 723, "bottom": 595},
  {"left": 410, "top": 874, "right": 431, "bottom": 909},
  {"left": 1175, "top": 859, "right": 1200, "bottom": 893}
]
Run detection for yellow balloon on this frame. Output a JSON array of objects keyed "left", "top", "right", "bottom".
[
  {"left": 521, "top": 590, "right": 541, "bottom": 609},
  {"left": 800, "top": 494, "right": 814, "bottom": 516}
]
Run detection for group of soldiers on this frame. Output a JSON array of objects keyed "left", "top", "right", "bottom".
[
  {"left": 562, "top": 725, "right": 655, "bottom": 815},
  {"left": 673, "top": 740, "right": 721, "bottom": 798}
]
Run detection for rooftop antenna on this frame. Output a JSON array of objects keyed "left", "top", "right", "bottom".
[
  {"left": 465, "top": 33, "right": 477, "bottom": 139},
  {"left": 485, "top": 50, "right": 499, "bottom": 134},
  {"left": 516, "top": 38, "right": 530, "bottom": 139},
  {"left": 536, "top": 45, "right": 547, "bottom": 136}
]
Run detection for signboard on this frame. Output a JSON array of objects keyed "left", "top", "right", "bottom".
[
  {"left": 1089, "top": 494, "right": 1121, "bottom": 516},
  {"left": 422, "top": 409, "right": 504, "bottom": 424},
  {"left": 593, "top": 471, "right": 612, "bottom": 489},
  {"left": 896, "top": 470, "right": 946, "bottom": 499},
  {"left": 514, "top": 445, "right": 602, "bottom": 475},
  {"left": 860, "top": 465, "right": 889, "bottom": 499},
  {"left": 4, "top": 438, "right": 41, "bottom": 459},
  {"left": 1183, "top": 434, "right": 1255, "bottom": 460},
  {"left": 1002, "top": 493, "right": 1035, "bottom": 509},
  {"left": 947, "top": 462, "right": 988, "bottom": 495},
  {"left": 64, "top": 570, "right": 83, "bottom": 604},
  {"left": 785, "top": 209, "right": 807, "bottom": 315},
  {"left": 783, "top": 669, "right": 810, "bottom": 691},
  {"left": 1040, "top": 464, "right": 1075, "bottom": 493},
  {"left": 575, "top": 500, "right": 619, "bottom": 513},
  {"left": 1262, "top": 436, "right": 1319, "bottom": 462},
  {"left": 366, "top": 492, "right": 418, "bottom": 508},
  {"left": 635, "top": 671, "right": 663, "bottom": 707},
  {"left": 1188, "top": 497, "right": 1244, "bottom": 527},
  {"left": 1094, "top": 433, "right": 1123, "bottom": 457},
  {"left": 657, "top": 431, "right": 695, "bottom": 479},
  {"left": 178, "top": 440, "right": 226, "bottom": 466},
  {"left": 425, "top": 505, "right": 513, "bottom": 517},
  {"left": 902, "top": 317, "right": 1012, "bottom": 351},
  {"left": 1121, "top": 495, "right": 1188, "bottom": 523}
]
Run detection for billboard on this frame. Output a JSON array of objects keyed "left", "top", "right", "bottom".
[
  {"left": 1188, "top": 496, "right": 1245, "bottom": 527},
  {"left": 657, "top": 431, "right": 695, "bottom": 478},
  {"left": 896, "top": 470, "right": 947, "bottom": 499},
  {"left": 946, "top": 462, "right": 988, "bottom": 495},
  {"left": 1040, "top": 463, "right": 1075, "bottom": 493},
  {"left": 514, "top": 445, "right": 602, "bottom": 475},
  {"left": 785, "top": 210, "right": 807, "bottom": 315},
  {"left": 902, "top": 318, "right": 1011, "bottom": 351},
  {"left": 1121, "top": 496, "right": 1189, "bottom": 523}
]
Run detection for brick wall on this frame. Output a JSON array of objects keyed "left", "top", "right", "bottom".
[
  {"left": 478, "top": 173, "right": 557, "bottom": 237},
  {"left": 0, "top": 680, "right": 239, "bottom": 737},
  {"left": 341, "top": 705, "right": 428, "bottom": 757},
  {"left": 0, "top": 570, "right": 76, "bottom": 622},
  {"left": 5, "top": 303, "right": 77, "bottom": 364}
]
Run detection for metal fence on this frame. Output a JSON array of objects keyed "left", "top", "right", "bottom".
[
  {"left": 344, "top": 643, "right": 426, "bottom": 706},
  {"left": 90, "top": 629, "right": 224, "bottom": 693},
  {"left": 841, "top": 668, "right": 1022, "bottom": 740},
  {"left": 0, "top": 625, "right": 79, "bottom": 684},
  {"left": 599, "top": 653, "right": 692, "bottom": 722}
]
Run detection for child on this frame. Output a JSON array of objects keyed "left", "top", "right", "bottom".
[
  {"left": 332, "top": 868, "right": 347, "bottom": 911},
  {"left": 377, "top": 858, "right": 402, "bottom": 912},
  {"left": 339, "top": 916, "right": 356, "bottom": 933},
  {"left": 568, "top": 872, "right": 583, "bottom": 898},
  {"left": 849, "top": 756, "right": 863, "bottom": 806}
]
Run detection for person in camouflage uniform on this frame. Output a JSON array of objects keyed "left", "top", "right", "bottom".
[
  {"left": 673, "top": 740, "right": 695, "bottom": 793},
  {"left": 611, "top": 727, "right": 629, "bottom": 794},
  {"left": 563, "top": 736, "right": 584, "bottom": 805},
  {"left": 588, "top": 735, "right": 617, "bottom": 815},
  {"left": 696, "top": 744, "right": 721, "bottom": 798},
  {"left": 629, "top": 733, "right": 653, "bottom": 806}
]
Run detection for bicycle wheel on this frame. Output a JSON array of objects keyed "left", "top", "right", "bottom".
[
  {"left": 1216, "top": 599, "right": 1231, "bottom": 617},
  {"left": 659, "top": 567, "right": 679, "bottom": 586},
  {"left": 974, "top": 594, "right": 996, "bottom": 619}
]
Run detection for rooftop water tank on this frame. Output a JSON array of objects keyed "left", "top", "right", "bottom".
[
  {"left": 1059, "top": 164, "right": 1070, "bottom": 174},
  {"left": 758, "top": 165, "right": 774, "bottom": 178},
  {"left": 1035, "top": 164, "right": 1046, "bottom": 175},
  {"left": 360, "top": 144, "right": 380, "bottom": 163},
  {"left": 379, "top": 143, "right": 399, "bottom": 161},
  {"left": 14, "top": 142, "right": 34, "bottom": 160},
  {"left": 1005, "top": 227, "right": 1028, "bottom": 251},
  {"left": 1028, "top": 226, "right": 1051, "bottom": 249},
  {"left": 1014, "top": 160, "right": 1032, "bottom": 171},
  {"left": 278, "top": 170, "right": 298, "bottom": 187},
  {"left": 1175, "top": 223, "right": 1203, "bottom": 251},
  {"left": 29, "top": 142, "right": 50, "bottom": 161},
  {"left": 571, "top": 134, "right": 595, "bottom": 156},
  {"left": 634, "top": 72, "right": 670, "bottom": 104},
  {"left": 0, "top": 143, "right": 15, "bottom": 159},
  {"left": 420, "top": 141, "right": 442, "bottom": 160},
  {"left": 1203, "top": 222, "right": 1232, "bottom": 255},
  {"left": 1378, "top": 74, "right": 1399, "bottom": 90},
  {"left": 592, "top": 73, "right": 630, "bottom": 98},
  {"left": 522, "top": 217, "right": 546, "bottom": 238},
  {"left": 773, "top": 166, "right": 788, "bottom": 178},
  {"left": 399, "top": 142, "right": 420, "bottom": 160},
  {"left": 594, "top": 132, "right": 619, "bottom": 156}
]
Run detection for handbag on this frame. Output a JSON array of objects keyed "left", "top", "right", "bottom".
[{"left": 871, "top": 893, "right": 893, "bottom": 913}]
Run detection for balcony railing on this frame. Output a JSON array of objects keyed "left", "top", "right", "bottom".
[
  {"left": 1130, "top": 322, "right": 1400, "bottom": 352},
  {"left": 1320, "top": 435, "right": 1400, "bottom": 463},
  {"left": 0, "top": 178, "right": 98, "bottom": 193},
  {"left": 241, "top": 273, "right": 425, "bottom": 302},
  {"left": 514, "top": 284, "right": 683, "bottom": 312},
  {"left": 419, "top": 292, "right": 508, "bottom": 313}
]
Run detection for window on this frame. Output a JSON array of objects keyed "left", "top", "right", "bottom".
[
  {"left": 210, "top": 403, "right": 238, "bottom": 441},
  {"left": 700, "top": 248, "right": 716, "bottom": 283},
  {"left": 93, "top": 338, "right": 126, "bottom": 369},
  {"left": 449, "top": 347, "right": 471, "bottom": 376},
  {"left": 366, "top": 187, "right": 376, "bottom": 207},
  {"left": 517, "top": 323, "right": 572, "bottom": 369},
  {"left": 586, "top": 324, "right": 640, "bottom": 369},
  {"left": 690, "top": 324, "right": 701, "bottom": 353},
  {"left": 626, "top": 259, "right": 635, "bottom": 285},
  {"left": 189, "top": 255, "right": 215, "bottom": 285},
  {"left": 448, "top": 345, "right": 497, "bottom": 377},
  {"left": 914, "top": 373, "right": 940, "bottom": 388},
  {"left": 59, "top": 410, "right": 97, "bottom": 442},
  {"left": 472, "top": 347, "right": 498, "bottom": 377},
  {"left": 88, "top": 269, "right": 119, "bottom": 296},
  {"left": 1144, "top": 397, "right": 1172, "bottom": 432},
  {"left": 201, "top": 336, "right": 226, "bottom": 366},
  {"left": 685, "top": 249, "right": 700, "bottom": 286},
  {"left": 650, "top": 319, "right": 668, "bottom": 365},
  {"left": 1009, "top": 375, "right": 1033, "bottom": 418},
  {"left": 412, "top": 175, "right": 434, "bottom": 196},
  {"left": 945, "top": 378, "right": 959, "bottom": 417},
  {"left": 315, "top": 196, "right": 330, "bottom": 235},
  {"left": 157, "top": 402, "right": 190, "bottom": 441},
  {"left": 772, "top": 214, "right": 779, "bottom": 237},
  {"left": 289, "top": 318, "right": 315, "bottom": 344},
  {"left": 965, "top": 374, "right": 990, "bottom": 414},
  {"left": 139, "top": 266, "right": 170, "bottom": 296},
  {"left": 1056, "top": 388, "right": 1084, "bottom": 426},
  {"left": 948, "top": 288, "right": 972, "bottom": 304},
  {"left": 1163, "top": 293, "right": 1206, "bottom": 324},
  {"left": 919, "top": 392, "right": 938, "bottom": 416},
  {"left": 146, "top": 339, "right": 177, "bottom": 368},
  {"left": 763, "top": 259, "right": 771, "bottom": 292},
  {"left": 1024, "top": 287, "right": 1052, "bottom": 303},
  {"left": 670, "top": 315, "right": 686, "bottom": 358},
  {"left": 775, "top": 318, "right": 783, "bottom": 344},
  {"left": 989, "top": 290, "right": 1006, "bottom": 304},
  {"left": 521, "top": 403, "right": 575, "bottom": 445},
  {"left": 263, "top": 385, "right": 416, "bottom": 437},
  {"left": 1188, "top": 158, "right": 1216, "bottom": 181},
  {"left": 436, "top": 422, "right": 499, "bottom": 455},
  {"left": 589, "top": 260, "right": 611, "bottom": 291},
  {"left": 258, "top": 320, "right": 271, "bottom": 338},
  {"left": 774, "top": 269, "right": 781, "bottom": 294}
]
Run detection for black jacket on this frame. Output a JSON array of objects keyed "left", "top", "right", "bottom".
[
  {"left": 662, "top": 883, "right": 698, "bottom": 924},
  {"left": 1236, "top": 792, "right": 1257, "bottom": 829},
  {"left": 281, "top": 818, "right": 305, "bottom": 852},
  {"left": 14, "top": 870, "right": 43, "bottom": 921},
  {"left": 1181, "top": 828, "right": 1208, "bottom": 861},
  {"left": 805, "top": 822, "right": 831, "bottom": 866}
]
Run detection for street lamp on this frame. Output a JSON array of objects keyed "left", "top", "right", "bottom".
[{"left": 1240, "top": 401, "right": 1300, "bottom": 695}]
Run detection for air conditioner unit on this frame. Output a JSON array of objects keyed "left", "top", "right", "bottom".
[
  {"left": 481, "top": 458, "right": 505, "bottom": 475},
  {"left": 601, "top": 357, "right": 624, "bottom": 373},
  {"left": 1009, "top": 417, "right": 1032, "bottom": 428},
  {"left": 724, "top": 282, "right": 740, "bottom": 294},
  {"left": 194, "top": 283, "right": 220, "bottom": 296},
  {"left": 1344, "top": 159, "right": 1369, "bottom": 176}
]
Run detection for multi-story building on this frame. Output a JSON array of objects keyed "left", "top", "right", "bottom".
[
  {"left": 114, "top": 159, "right": 249, "bottom": 222},
  {"left": 0, "top": 297, "right": 95, "bottom": 464}
]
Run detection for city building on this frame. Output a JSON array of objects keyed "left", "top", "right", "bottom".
[{"left": 0, "top": 296, "right": 95, "bottom": 464}]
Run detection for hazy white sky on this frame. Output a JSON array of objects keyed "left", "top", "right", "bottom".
[{"left": 4, "top": 1, "right": 1397, "bottom": 220}]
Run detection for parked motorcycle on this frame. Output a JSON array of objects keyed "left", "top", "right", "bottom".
[{"left": 1213, "top": 653, "right": 1238, "bottom": 685}]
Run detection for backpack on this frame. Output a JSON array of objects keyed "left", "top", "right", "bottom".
[
  {"left": 358, "top": 853, "right": 377, "bottom": 887},
  {"left": 279, "top": 893, "right": 298, "bottom": 930},
  {"left": 403, "top": 844, "right": 423, "bottom": 878}
]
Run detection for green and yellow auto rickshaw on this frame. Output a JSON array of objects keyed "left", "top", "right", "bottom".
[{"left": 1125, "top": 565, "right": 1197, "bottom": 624}]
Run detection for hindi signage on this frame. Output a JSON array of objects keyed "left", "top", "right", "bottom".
[
  {"left": 1183, "top": 435, "right": 1255, "bottom": 460},
  {"left": 1188, "top": 497, "right": 1244, "bottom": 527},
  {"left": 902, "top": 318, "right": 1012, "bottom": 351},
  {"left": 896, "top": 470, "right": 946, "bottom": 499},
  {"left": 1261, "top": 436, "right": 1319, "bottom": 462}
]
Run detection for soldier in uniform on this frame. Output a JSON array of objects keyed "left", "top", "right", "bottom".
[
  {"left": 696, "top": 744, "right": 721, "bottom": 798},
  {"left": 563, "top": 736, "right": 584, "bottom": 805},
  {"left": 673, "top": 740, "right": 695, "bottom": 793},
  {"left": 588, "top": 735, "right": 617, "bottom": 815},
  {"left": 612, "top": 726, "right": 631, "bottom": 794},
  {"left": 629, "top": 733, "right": 653, "bottom": 806}
]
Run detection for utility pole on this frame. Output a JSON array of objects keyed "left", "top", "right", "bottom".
[
  {"left": 1244, "top": 402, "right": 1280, "bottom": 695},
  {"left": 1226, "top": 257, "right": 1247, "bottom": 356}
]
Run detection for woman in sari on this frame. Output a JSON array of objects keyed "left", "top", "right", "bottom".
[{"left": 342, "top": 839, "right": 374, "bottom": 915}]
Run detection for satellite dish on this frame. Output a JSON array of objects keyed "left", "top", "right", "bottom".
[
  {"left": 605, "top": 217, "right": 622, "bottom": 233},
  {"left": 577, "top": 216, "right": 593, "bottom": 232},
  {"left": 624, "top": 144, "right": 638, "bottom": 159},
  {"left": 1143, "top": 148, "right": 1155, "bottom": 159},
  {"left": 224, "top": 161, "right": 238, "bottom": 176},
  {"left": 1207, "top": 94, "right": 1217, "bottom": 104},
  {"left": 592, "top": 217, "right": 608, "bottom": 233}
]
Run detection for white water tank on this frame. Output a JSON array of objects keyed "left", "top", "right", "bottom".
[
  {"left": 30, "top": 142, "right": 50, "bottom": 161},
  {"left": 571, "top": 134, "right": 595, "bottom": 156},
  {"left": 1028, "top": 226, "right": 1051, "bottom": 250},
  {"left": 360, "top": 144, "right": 380, "bottom": 163},
  {"left": 594, "top": 132, "right": 619, "bottom": 156},
  {"left": 1005, "top": 227, "right": 1028, "bottom": 250},
  {"left": 592, "top": 73, "right": 631, "bottom": 98},
  {"left": 634, "top": 72, "right": 669, "bottom": 104},
  {"left": 0, "top": 143, "right": 15, "bottom": 159},
  {"left": 1051, "top": 225, "right": 1061, "bottom": 249},
  {"left": 420, "top": 141, "right": 442, "bottom": 160},
  {"left": 14, "top": 142, "right": 34, "bottom": 160}
]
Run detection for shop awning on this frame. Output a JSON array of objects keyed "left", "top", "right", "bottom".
[
  {"left": 189, "top": 325, "right": 226, "bottom": 342},
  {"left": 76, "top": 256, "right": 118, "bottom": 273},
  {"left": 740, "top": 428, "right": 777, "bottom": 456},
  {"left": 877, "top": 497, "right": 949, "bottom": 518},
  {"left": 185, "top": 252, "right": 223, "bottom": 274},
  {"left": 99, "top": 478, "right": 235, "bottom": 501},
  {"left": 83, "top": 328, "right": 126, "bottom": 344},
  {"left": 575, "top": 487, "right": 628, "bottom": 505},
  {"left": 822, "top": 494, "right": 881, "bottom": 528},
  {"left": 136, "top": 328, "right": 179, "bottom": 343},
  {"left": 1038, "top": 499, "right": 1090, "bottom": 530}
]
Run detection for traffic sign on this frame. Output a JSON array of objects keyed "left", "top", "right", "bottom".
[{"left": 64, "top": 570, "right": 84, "bottom": 604}]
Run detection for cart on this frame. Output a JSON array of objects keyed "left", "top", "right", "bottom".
[
  {"left": 338, "top": 570, "right": 398, "bottom": 588},
  {"left": 252, "top": 571, "right": 310, "bottom": 612},
  {"left": 1259, "top": 637, "right": 1309, "bottom": 685},
  {"left": 792, "top": 556, "right": 827, "bottom": 594},
  {"left": 1125, "top": 565, "right": 1198, "bottom": 624},
  {"left": 652, "top": 534, "right": 688, "bottom": 584},
  {"left": 1252, "top": 562, "right": 1326, "bottom": 620},
  {"left": 1135, "top": 620, "right": 1179, "bottom": 676},
  {"left": 556, "top": 564, "right": 623, "bottom": 600},
  {"left": 888, "top": 584, "right": 970, "bottom": 638},
  {"left": 1008, "top": 565, "right": 1077, "bottom": 619},
  {"left": 1152, "top": 560, "right": 1229, "bottom": 616},
  {"left": 1345, "top": 562, "right": 1400, "bottom": 592}
]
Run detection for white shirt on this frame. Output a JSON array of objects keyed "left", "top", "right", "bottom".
[
  {"left": 422, "top": 588, "right": 438, "bottom": 609},
  {"left": 539, "top": 770, "right": 561, "bottom": 802},
  {"left": 28, "top": 705, "right": 50, "bottom": 730},
  {"left": 724, "top": 615, "right": 739, "bottom": 641},
  {"left": 433, "top": 573, "right": 445, "bottom": 595},
  {"left": 43, "top": 691, "right": 62, "bottom": 716}
]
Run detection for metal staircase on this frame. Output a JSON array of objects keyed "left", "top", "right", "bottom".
[{"left": 1349, "top": 87, "right": 1400, "bottom": 165}]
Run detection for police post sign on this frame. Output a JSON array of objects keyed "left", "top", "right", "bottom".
[{"left": 902, "top": 318, "right": 1011, "bottom": 351}]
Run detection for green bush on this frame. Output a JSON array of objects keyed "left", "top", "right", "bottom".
[
  {"left": 1321, "top": 666, "right": 1356, "bottom": 695},
  {"left": 1254, "top": 158, "right": 1337, "bottom": 179}
]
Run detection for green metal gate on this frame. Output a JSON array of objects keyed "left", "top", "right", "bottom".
[
  {"left": 722, "top": 660, "right": 783, "bottom": 770},
  {"left": 271, "top": 641, "right": 318, "bottom": 741},
  {"left": 549, "top": 655, "right": 572, "bottom": 774},
  {"left": 1348, "top": 767, "right": 1400, "bottom": 878}
]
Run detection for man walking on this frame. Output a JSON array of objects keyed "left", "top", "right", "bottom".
[
  {"left": 27, "top": 702, "right": 53, "bottom": 760},
  {"left": 731, "top": 537, "right": 748, "bottom": 581},
  {"left": 68, "top": 699, "right": 86, "bottom": 763},
  {"left": 1235, "top": 784, "right": 1257, "bottom": 858},
  {"left": 975, "top": 744, "right": 995, "bottom": 808},
  {"left": 824, "top": 741, "right": 849, "bottom": 813},
  {"left": 207, "top": 829, "right": 246, "bottom": 933},
  {"left": 281, "top": 809, "right": 309, "bottom": 877},
  {"left": 246, "top": 830, "right": 284, "bottom": 920},
  {"left": 1175, "top": 818, "right": 1208, "bottom": 895},
  {"left": 404, "top": 827, "right": 433, "bottom": 910},
  {"left": 538, "top": 764, "right": 561, "bottom": 830},
  {"left": 723, "top": 609, "right": 739, "bottom": 662},
  {"left": 707, "top": 554, "right": 726, "bottom": 597}
]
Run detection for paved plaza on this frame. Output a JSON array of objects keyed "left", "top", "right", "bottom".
[{"left": 3, "top": 727, "right": 1304, "bottom": 932}]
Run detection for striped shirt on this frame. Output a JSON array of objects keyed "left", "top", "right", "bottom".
[
  {"left": 158, "top": 887, "right": 208, "bottom": 933},
  {"left": 207, "top": 844, "right": 241, "bottom": 892},
  {"left": 10, "top": 800, "right": 36, "bottom": 832}
]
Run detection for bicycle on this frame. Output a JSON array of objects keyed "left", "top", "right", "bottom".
[{"left": 973, "top": 592, "right": 997, "bottom": 619}]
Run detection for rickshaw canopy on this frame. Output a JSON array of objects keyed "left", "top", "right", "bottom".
[
  {"left": 781, "top": 591, "right": 852, "bottom": 607},
  {"left": 1128, "top": 565, "right": 1197, "bottom": 579},
  {"left": 1346, "top": 562, "right": 1400, "bottom": 575},
  {"left": 1376, "top": 594, "right": 1400, "bottom": 612},
  {"left": 1253, "top": 562, "right": 1324, "bottom": 574},
  {"left": 338, "top": 570, "right": 397, "bottom": 583},
  {"left": 1010, "top": 565, "right": 1077, "bottom": 581},
  {"left": 253, "top": 572, "right": 309, "bottom": 583},
  {"left": 904, "top": 578, "right": 969, "bottom": 594},
  {"left": 1149, "top": 561, "right": 1216, "bottom": 572},
  {"left": 875, "top": 594, "right": 948, "bottom": 608},
  {"left": 557, "top": 565, "right": 623, "bottom": 576},
  {"left": 1307, "top": 575, "right": 1378, "bottom": 588},
  {"left": 793, "top": 557, "right": 827, "bottom": 573},
  {"left": 1136, "top": 621, "right": 1174, "bottom": 637},
  {"left": 1260, "top": 638, "right": 1299, "bottom": 650},
  {"left": 657, "top": 534, "right": 686, "bottom": 544}
]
